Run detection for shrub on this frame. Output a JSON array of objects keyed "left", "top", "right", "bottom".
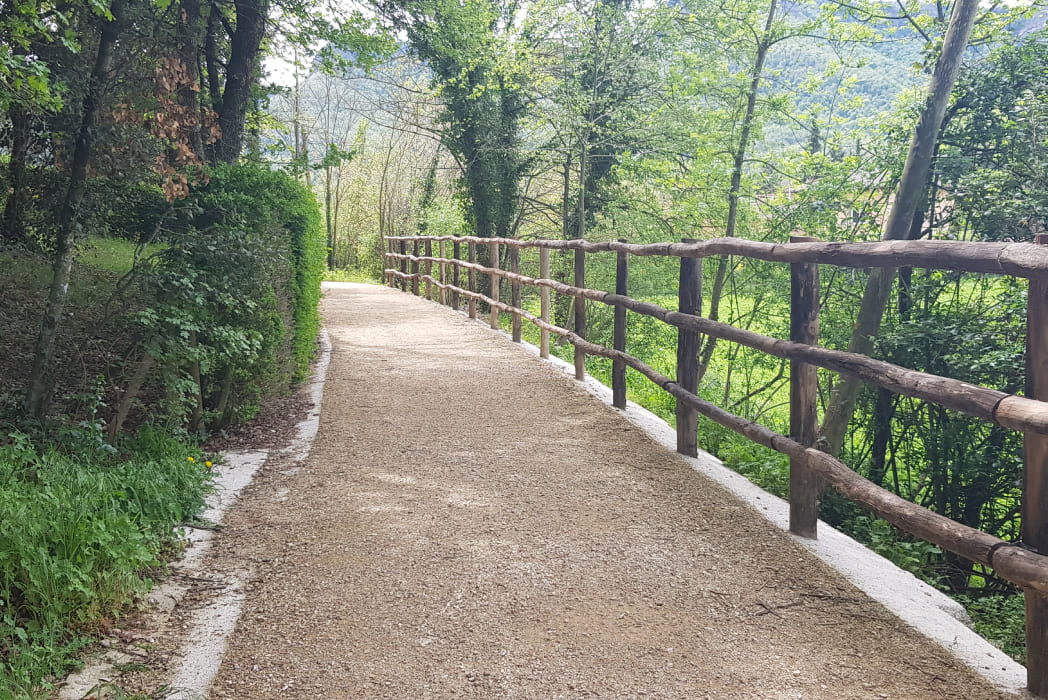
[
  {"left": 125, "top": 163, "right": 324, "bottom": 432},
  {"left": 191, "top": 164, "right": 324, "bottom": 383},
  {"left": 83, "top": 178, "right": 169, "bottom": 243}
]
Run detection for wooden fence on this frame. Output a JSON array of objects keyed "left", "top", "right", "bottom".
[{"left": 384, "top": 233, "right": 1048, "bottom": 695}]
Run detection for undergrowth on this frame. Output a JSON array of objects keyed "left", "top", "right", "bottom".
[{"left": 0, "top": 426, "right": 212, "bottom": 698}]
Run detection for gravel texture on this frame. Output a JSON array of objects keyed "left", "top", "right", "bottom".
[{"left": 137, "top": 283, "right": 1018, "bottom": 699}]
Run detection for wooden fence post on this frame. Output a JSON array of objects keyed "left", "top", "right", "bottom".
[
  {"left": 411, "top": 239, "right": 420, "bottom": 296},
  {"left": 676, "top": 241, "right": 701, "bottom": 457},
  {"left": 424, "top": 239, "right": 433, "bottom": 300},
  {"left": 438, "top": 239, "right": 446, "bottom": 305},
  {"left": 574, "top": 247, "right": 586, "bottom": 380},
  {"left": 397, "top": 240, "right": 406, "bottom": 291},
  {"left": 613, "top": 241, "right": 629, "bottom": 409},
  {"left": 540, "top": 247, "right": 551, "bottom": 358},
  {"left": 511, "top": 246, "right": 522, "bottom": 342},
  {"left": 452, "top": 240, "right": 461, "bottom": 310},
  {"left": 1026, "top": 233, "right": 1048, "bottom": 696},
  {"left": 789, "top": 235, "right": 820, "bottom": 539},
  {"left": 384, "top": 238, "right": 392, "bottom": 287},
  {"left": 468, "top": 241, "right": 477, "bottom": 319},
  {"left": 490, "top": 241, "right": 500, "bottom": 331}
]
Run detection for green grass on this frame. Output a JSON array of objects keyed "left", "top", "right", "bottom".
[
  {"left": 324, "top": 268, "right": 380, "bottom": 284},
  {"left": 0, "top": 428, "right": 212, "bottom": 698},
  {"left": 78, "top": 237, "right": 164, "bottom": 275}
]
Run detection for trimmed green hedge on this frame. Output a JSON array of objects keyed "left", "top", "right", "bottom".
[
  {"left": 130, "top": 164, "right": 325, "bottom": 431},
  {"left": 194, "top": 165, "right": 324, "bottom": 382}
]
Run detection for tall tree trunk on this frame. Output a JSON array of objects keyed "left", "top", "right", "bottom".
[
  {"left": 178, "top": 0, "right": 205, "bottom": 159},
  {"left": 695, "top": 0, "right": 777, "bottom": 383},
  {"left": 25, "top": 0, "right": 127, "bottom": 417},
  {"left": 869, "top": 388, "right": 896, "bottom": 487},
  {"left": 325, "top": 165, "right": 335, "bottom": 269},
  {"left": 332, "top": 167, "right": 343, "bottom": 267},
  {"left": 817, "top": 0, "right": 980, "bottom": 456},
  {"left": 495, "top": 74, "right": 520, "bottom": 239},
  {"left": 577, "top": 130, "right": 588, "bottom": 241},
  {"left": 554, "top": 154, "right": 573, "bottom": 328},
  {"left": 107, "top": 351, "right": 154, "bottom": 443},
  {"left": 204, "top": 0, "right": 223, "bottom": 110},
  {"left": 213, "top": 0, "right": 268, "bottom": 163},
  {"left": 187, "top": 330, "right": 205, "bottom": 433},
  {"left": 2, "top": 106, "right": 31, "bottom": 243},
  {"left": 561, "top": 154, "right": 572, "bottom": 241}
]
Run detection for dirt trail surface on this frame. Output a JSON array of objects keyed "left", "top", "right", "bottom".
[{"left": 165, "top": 283, "right": 1011, "bottom": 698}]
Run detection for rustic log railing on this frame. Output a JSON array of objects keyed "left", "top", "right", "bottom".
[{"left": 384, "top": 233, "right": 1048, "bottom": 695}]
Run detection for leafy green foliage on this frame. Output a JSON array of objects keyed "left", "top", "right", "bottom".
[
  {"left": 0, "top": 427, "right": 211, "bottom": 697},
  {"left": 939, "top": 34, "right": 1048, "bottom": 242},
  {"left": 839, "top": 515, "right": 944, "bottom": 580},
  {"left": 959, "top": 593, "right": 1027, "bottom": 663},
  {"left": 0, "top": 170, "right": 169, "bottom": 255},
  {"left": 195, "top": 164, "right": 325, "bottom": 382},
  {"left": 386, "top": 0, "right": 529, "bottom": 240},
  {"left": 131, "top": 164, "right": 324, "bottom": 429}
]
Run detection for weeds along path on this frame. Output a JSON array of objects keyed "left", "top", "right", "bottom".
[{"left": 197, "top": 283, "right": 1006, "bottom": 698}]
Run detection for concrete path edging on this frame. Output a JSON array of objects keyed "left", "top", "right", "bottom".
[
  {"left": 477, "top": 319, "right": 1029, "bottom": 696},
  {"left": 57, "top": 327, "right": 333, "bottom": 700},
  {"left": 162, "top": 326, "right": 333, "bottom": 699}
]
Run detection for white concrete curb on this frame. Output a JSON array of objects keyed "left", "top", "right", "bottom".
[
  {"left": 163, "top": 326, "right": 333, "bottom": 699},
  {"left": 58, "top": 326, "right": 333, "bottom": 700},
  {"left": 473, "top": 315, "right": 1029, "bottom": 696}
]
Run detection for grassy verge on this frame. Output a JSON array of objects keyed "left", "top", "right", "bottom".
[
  {"left": 324, "top": 268, "right": 380, "bottom": 284},
  {"left": 0, "top": 427, "right": 212, "bottom": 698}
]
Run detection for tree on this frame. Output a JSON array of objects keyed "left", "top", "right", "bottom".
[
  {"left": 818, "top": 0, "right": 982, "bottom": 455},
  {"left": 378, "top": 0, "right": 530, "bottom": 241},
  {"left": 0, "top": 0, "right": 94, "bottom": 244},
  {"left": 937, "top": 35, "right": 1048, "bottom": 242},
  {"left": 25, "top": 0, "right": 130, "bottom": 417},
  {"left": 690, "top": 0, "right": 784, "bottom": 380},
  {"left": 527, "top": 0, "right": 669, "bottom": 241},
  {"left": 207, "top": 0, "right": 271, "bottom": 163}
]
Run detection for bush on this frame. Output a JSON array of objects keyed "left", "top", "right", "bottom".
[
  {"left": 189, "top": 164, "right": 324, "bottom": 383},
  {"left": 83, "top": 178, "right": 169, "bottom": 243},
  {"left": 126, "top": 163, "right": 324, "bottom": 432},
  {"left": 0, "top": 171, "right": 168, "bottom": 251}
]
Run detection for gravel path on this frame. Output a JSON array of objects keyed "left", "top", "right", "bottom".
[{"left": 193, "top": 283, "right": 1010, "bottom": 699}]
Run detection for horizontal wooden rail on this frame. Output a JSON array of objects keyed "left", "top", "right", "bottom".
[
  {"left": 385, "top": 233, "right": 1048, "bottom": 694},
  {"left": 386, "top": 267, "right": 1048, "bottom": 594},
  {"left": 387, "top": 251, "right": 1048, "bottom": 437},
  {"left": 385, "top": 235, "right": 1048, "bottom": 278}
]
